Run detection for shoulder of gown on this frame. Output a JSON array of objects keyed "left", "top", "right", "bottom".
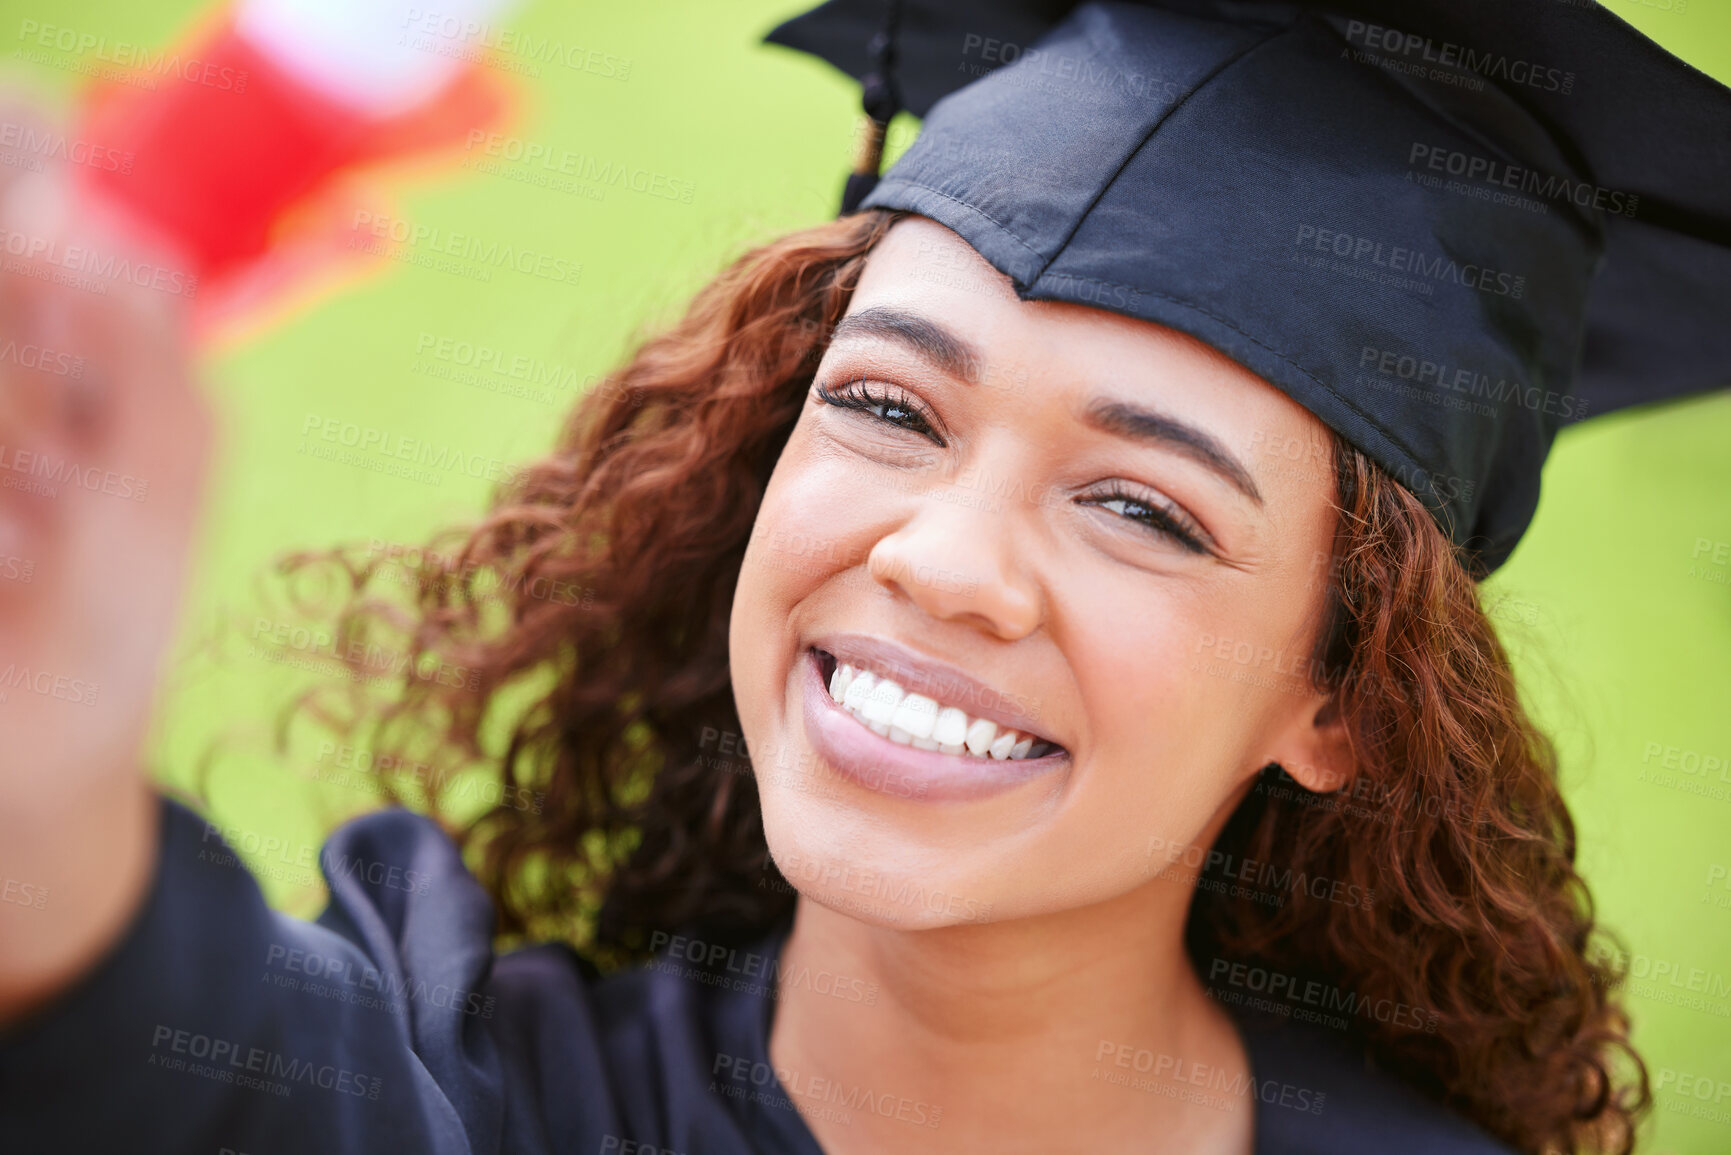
[
  {"left": 1235, "top": 1007, "right": 1519, "bottom": 1154},
  {"left": 0, "top": 794, "right": 819, "bottom": 1155}
]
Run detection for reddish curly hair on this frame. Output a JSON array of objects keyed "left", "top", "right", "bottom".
[{"left": 267, "top": 209, "right": 1648, "bottom": 1155}]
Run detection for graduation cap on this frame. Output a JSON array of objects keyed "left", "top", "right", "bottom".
[{"left": 765, "top": 0, "right": 1731, "bottom": 576}]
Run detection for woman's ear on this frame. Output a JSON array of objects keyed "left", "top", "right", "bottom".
[{"left": 1263, "top": 689, "right": 1355, "bottom": 795}]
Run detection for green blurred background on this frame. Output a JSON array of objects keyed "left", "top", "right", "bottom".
[{"left": 4, "top": 0, "right": 1729, "bottom": 1150}]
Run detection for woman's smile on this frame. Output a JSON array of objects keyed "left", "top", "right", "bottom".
[{"left": 797, "top": 637, "right": 1071, "bottom": 803}]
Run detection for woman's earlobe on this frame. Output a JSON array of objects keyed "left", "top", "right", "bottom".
[
  {"left": 1283, "top": 756, "right": 1354, "bottom": 796},
  {"left": 1273, "top": 695, "right": 1355, "bottom": 794}
]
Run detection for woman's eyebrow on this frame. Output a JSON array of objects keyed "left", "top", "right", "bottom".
[
  {"left": 1082, "top": 398, "right": 1265, "bottom": 507},
  {"left": 826, "top": 305, "right": 1263, "bottom": 505},
  {"left": 828, "top": 305, "right": 982, "bottom": 383}
]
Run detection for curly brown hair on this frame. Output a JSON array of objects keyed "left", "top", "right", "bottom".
[{"left": 265, "top": 208, "right": 1648, "bottom": 1154}]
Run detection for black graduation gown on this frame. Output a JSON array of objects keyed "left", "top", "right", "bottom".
[{"left": 0, "top": 795, "right": 1515, "bottom": 1153}]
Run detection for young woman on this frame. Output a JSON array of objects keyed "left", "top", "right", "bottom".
[
  {"left": 0, "top": 202, "right": 1646, "bottom": 1153},
  {"left": 6, "top": 0, "right": 1727, "bottom": 1152}
]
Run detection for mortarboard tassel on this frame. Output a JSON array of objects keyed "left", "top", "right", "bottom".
[{"left": 838, "top": 0, "right": 903, "bottom": 216}]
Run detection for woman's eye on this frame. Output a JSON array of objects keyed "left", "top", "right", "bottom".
[
  {"left": 1082, "top": 490, "right": 1209, "bottom": 554},
  {"left": 814, "top": 379, "right": 946, "bottom": 446}
]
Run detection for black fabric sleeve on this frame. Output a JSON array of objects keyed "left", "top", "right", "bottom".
[{"left": 0, "top": 793, "right": 507, "bottom": 1155}]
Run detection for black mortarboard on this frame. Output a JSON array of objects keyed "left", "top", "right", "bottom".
[{"left": 765, "top": 0, "right": 1731, "bottom": 576}]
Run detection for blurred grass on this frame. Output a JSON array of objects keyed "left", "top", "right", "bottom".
[{"left": 2, "top": 0, "right": 1729, "bottom": 1150}]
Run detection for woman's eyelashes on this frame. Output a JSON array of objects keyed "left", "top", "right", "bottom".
[
  {"left": 814, "top": 378, "right": 947, "bottom": 446},
  {"left": 1076, "top": 486, "right": 1210, "bottom": 554},
  {"left": 814, "top": 377, "right": 1210, "bottom": 554}
]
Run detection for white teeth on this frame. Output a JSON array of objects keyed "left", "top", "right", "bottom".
[
  {"left": 824, "top": 654, "right": 1060, "bottom": 763},
  {"left": 842, "top": 670, "right": 876, "bottom": 711},
  {"left": 964, "top": 718, "right": 998, "bottom": 757},
  {"left": 890, "top": 693, "right": 938, "bottom": 740},
  {"left": 933, "top": 707, "right": 968, "bottom": 748},
  {"left": 861, "top": 679, "right": 904, "bottom": 727}
]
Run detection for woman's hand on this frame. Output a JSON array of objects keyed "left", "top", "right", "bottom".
[{"left": 0, "top": 99, "right": 213, "bottom": 1023}]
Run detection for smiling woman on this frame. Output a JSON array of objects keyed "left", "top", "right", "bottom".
[
  {"left": 5, "top": 0, "right": 1725, "bottom": 1153},
  {"left": 736, "top": 217, "right": 1352, "bottom": 911},
  {"left": 229, "top": 208, "right": 1632, "bottom": 1155}
]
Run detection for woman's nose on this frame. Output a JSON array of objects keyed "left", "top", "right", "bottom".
[{"left": 865, "top": 491, "right": 1044, "bottom": 641}]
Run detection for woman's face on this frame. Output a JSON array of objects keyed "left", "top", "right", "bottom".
[{"left": 729, "top": 217, "right": 1350, "bottom": 929}]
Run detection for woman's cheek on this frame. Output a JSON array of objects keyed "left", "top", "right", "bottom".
[
  {"left": 759, "top": 443, "right": 893, "bottom": 589},
  {"left": 1065, "top": 630, "right": 1239, "bottom": 852},
  {"left": 728, "top": 439, "right": 846, "bottom": 768}
]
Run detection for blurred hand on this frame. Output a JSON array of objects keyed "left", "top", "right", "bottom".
[{"left": 0, "top": 97, "right": 213, "bottom": 1019}]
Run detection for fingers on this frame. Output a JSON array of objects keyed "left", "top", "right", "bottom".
[{"left": 0, "top": 94, "right": 210, "bottom": 817}]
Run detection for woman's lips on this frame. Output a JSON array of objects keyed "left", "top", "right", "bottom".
[
  {"left": 795, "top": 647, "right": 1069, "bottom": 803},
  {"left": 809, "top": 631, "right": 1053, "bottom": 743}
]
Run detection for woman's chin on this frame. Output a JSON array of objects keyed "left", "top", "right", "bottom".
[
  {"left": 759, "top": 812, "right": 1006, "bottom": 931},
  {"left": 779, "top": 874, "right": 1002, "bottom": 932}
]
